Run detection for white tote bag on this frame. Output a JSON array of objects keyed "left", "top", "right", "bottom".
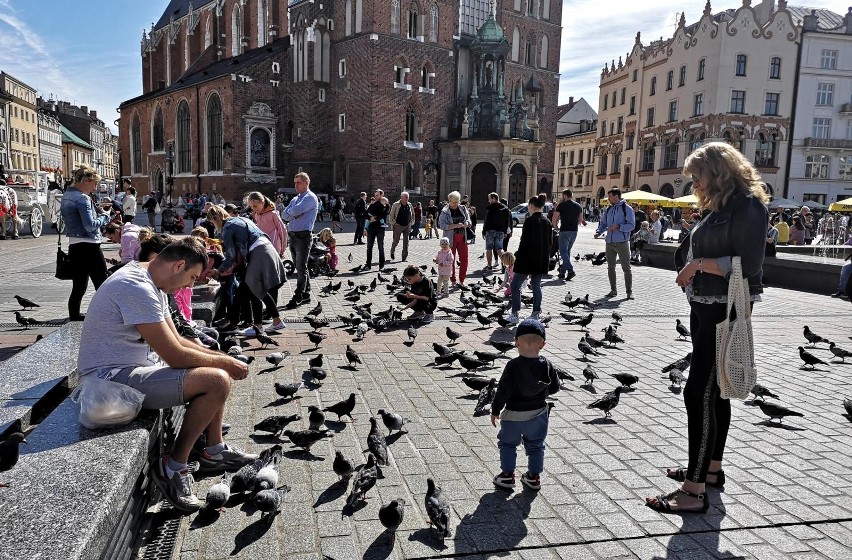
[{"left": 715, "top": 256, "right": 757, "bottom": 400}]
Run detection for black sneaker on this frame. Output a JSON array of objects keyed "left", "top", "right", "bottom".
[
  {"left": 557, "top": 273, "right": 565, "bottom": 280},
  {"left": 520, "top": 471, "right": 541, "bottom": 491},
  {"left": 566, "top": 272, "right": 576, "bottom": 281},
  {"left": 299, "top": 292, "right": 312, "bottom": 304},
  {"left": 831, "top": 292, "right": 844, "bottom": 298},
  {"left": 493, "top": 471, "right": 515, "bottom": 489}
]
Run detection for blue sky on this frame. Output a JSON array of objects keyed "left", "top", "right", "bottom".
[{"left": 1, "top": 0, "right": 850, "bottom": 130}]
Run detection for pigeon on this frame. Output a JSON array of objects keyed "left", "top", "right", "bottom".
[
  {"left": 333, "top": 450, "right": 355, "bottom": 480},
  {"left": 378, "top": 499, "right": 406, "bottom": 543},
  {"left": 308, "top": 354, "right": 324, "bottom": 369},
  {"left": 282, "top": 429, "right": 334, "bottom": 452},
  {"left": 0, "top": 431, "right": 27, "bottom": 487},
  {"left": 204, "top": 471, "right": 232, "bottom": 512},
  {"left": 434, "top": 352, "right": 460, "bottom": 366},
  {"left": 446, "top": 327, "right": 461, "bottom": 343},
  {"left": 602, "top": 325, "right": 625, "bottom": 346},
  {"left": 431, "top": 267, "right": 437, "bottom": 276},
  {"left": 407, "top": 326, "right": 418, "bottom": 342},
  {"left": 324, "top": 393, "right": 357, "bottom": 421},
  {"left": 255, "top": 331, "right": 278, "bottom": 348},
  {"left": 347, "top": 252, "right": 353, "bottom": 262},
  {"left": 582, "top": 334, "right": 606, "bottom": 349},
  {"left": 265, "top": 352, "right": 289, "bottom": 367},
  {"left": 611, "top": 372, "right": 639, "bottom": 389},
  {"left": 574, "top": 253, "right": 581, "bottom": 262},
  {"left": 13, "top": 311, "right": 39, "bottom": 329},
  {"left": 425, "top": 477, "right": 452, "bottom": 540},
  {"left": 377, "top": 409, "right": 408, "bottom": 435},
  {"left": 307, "top": 331, "right": 327, "bottom": 348},
  {"left": 474, "top": 378, "right": 498, "bottom": 415},
  {"left": 433, "top": 343, "right": 455, "bottom": 356},
  {"left": 458, "top": 355, "right": 488, "bottom": 372},
  {"left": 254, "top": 486, "right": 290, "bottom": 524},
  {"left": 346, "top": 345, "right": 362, "bottom": 368},
  {"left": 803, "top": 325, "right": 830, "bottom": 346},
  {"left": 369, "top": 277, "right": 378, "bottom": 292},
  {"left": 14, "top": 295, "right": 39, "bottom": 309},
  {"left": 554, "top": 364, "right": 575, "bottom": 382},
  {"left": 307, "top": 406, "right": 326, "bottom": 430},
  {"left": 309, "top": 367, "right": 328, "bottom": 384},
  {"left": 844, "top": 398, "right": 852, "bottom": 419},
  {"left": 232, "top": 354, "right": 255, "bottom": 364},
  {"left": 475, "top": 312, "right": 492, "bottom": 328},
  {"left": 829, "top": 342, "right": 852, "bottom": 362},
  {"left": 569, "top": 313, "right": 594, "bottom": 331},
  {"left": 255, "top": 445, "right": 283, "bottom": 491},
  {"left": 578, "top": 339, "right": 599, "bottom": 360},
  {"left": 367, "top": 417, "right": 390, "bottom": 466},
  {"left": 308, "top": 316, "right": 329, "bottom": 331},
  {"left": 490, "top": 340, "right": 515, "bottom": 353},
  {"left": 462, "top": 375, "right": 492, "bottom": 392},
  {"left": 799, "top": 346, "right": 828, "bottom": 369},
  {"left": 582, "top": 365, "right": 599, "bottom": 385},
  {"left": 757, "top": 400, "right": 804, "bottom": 423},
  {"left": 345, "top": 293, "right": 361, "bottom": 303},
  {"left": 254, "top": 414, "right": 301, "bottom": 436},
  {"left": 591, "top": 253, "right": 607, "bottom": 266},
  {"left": 274, "top": 382, "right": 303, "bottom": 399},
  {"left": 473, "top": 350, "right": 500, "bottom": 365},
  {"left": 220, "top": 335, "right": 241, "bottom": 353},
  {"left": 675, "top": 319, "right": 691, "bottom": 340},
  {"left": 587, "top": 386, "right": 625, "bottom": 418},
  {"left": 496, "top": 315, "right": 514, "bottom": 330},
  {"left": 611, "top": 311, "right": 623, "bottom": 324},
  {"left": 750, "top": 384, "right": 779, "bottom": 401},
  {"left": 230, "top": 445, "right": 282, "bottom": 493},
  {"left": 668, "top": 369, "right": 686, "bottom": 388},
  {"left": 307, "top": 302, "right": 322, "bottom": 317},
  {"left": 662, "top": 353, "right": 692, "bottom": 373},
  {"left": 227, "top": 345, "right": 244, "bottom": 356},
  {"left": 346, "top": 453, "right": 378, "bottom": 506}
]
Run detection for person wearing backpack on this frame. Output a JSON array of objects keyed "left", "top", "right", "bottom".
[
  {"left": 594, "top": 188, "right": 635, "bottom": 299},
  {"left": 143, "top": 194, "right": 158, "bottom": 229}
]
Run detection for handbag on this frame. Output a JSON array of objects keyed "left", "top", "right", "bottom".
[
  {"left": 715, "top": 256, "right": 757, "bottom": 400},
  {"left": 466, "top": 226, "right": 475, "bottom": 243},
  {"left": 55, "top": 229, "right": 74, "bottom": 280}
]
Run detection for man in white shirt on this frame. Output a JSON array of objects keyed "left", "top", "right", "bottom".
[{"left": 122, "top": 181, "right": 137, "bottom": 224}]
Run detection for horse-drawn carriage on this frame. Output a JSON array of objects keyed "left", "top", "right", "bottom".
[{"left": 2, "top": 182, "right": 50, "bottom": 238}]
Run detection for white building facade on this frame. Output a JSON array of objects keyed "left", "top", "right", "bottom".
[{"left": 554, "top": 97, "right": 598, "bottom": 205}]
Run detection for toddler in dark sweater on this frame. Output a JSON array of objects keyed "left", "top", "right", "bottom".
[{"left": 491, "top": 318, "right": 560, "bottom": 491}]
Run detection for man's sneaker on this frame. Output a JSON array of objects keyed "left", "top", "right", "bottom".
[
  {"left": 267, "top": 321, "right": 287, "bottom": 331},
  {"left": 285, "top": 295, "right": 302, "bottom": 309},
  {"left": 530, "top": 310, "right": 541, "bottom": 319},
  {"left": 151, "top": 456, "right": 201, "bottom": 512},
  {"left": 493, "top": 471, "right": 516, "bottom": 489},
  {"left": 557, "top": 273, "right": 565, "bottom": 280},
  {"left": 831, "top": 292, "right": 844, "bottom": 298},
  {"left": 604, "top": 291, "right": 617, "bottom": 298},
  {"left": 505, "top": 313, "right": 519, "bottom": 324},
  {"left": 390, "top": 253, "right": 395, "bottom": 260},
  {"left": 198, "top": 443, "right": 259, "bottom": 473},
  {"left": 520, "top": 471, "right": 541, "bottom": 491},
  {"left": 420, "top": 314, "right": 434, "bottom": 323},
  {"left": 626, "top": 292, "right": 635, "bottom": 300},
  {"left": 566, "top": 272, "right": 577, "bottom": 281},
  {"left": 299, "top": 292, "right": 312, "bottom": 304},
  {"left": 239, "top": 326, "right": 261, "bottom": 336}
]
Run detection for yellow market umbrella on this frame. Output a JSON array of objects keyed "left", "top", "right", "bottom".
[
  {"left": 828, "top": 197, "right": 852, "bottom": 212},
  {"left": 662, "top": 194, "right": 698, "bottom": 208},
  {"left": 600, "top": 190, "right": 673, "bottom": 207}
]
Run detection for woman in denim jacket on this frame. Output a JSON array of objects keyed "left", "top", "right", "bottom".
[
  {"left": 646, "top": 142, "right": 768, "bottom": 514},
  {"left": 60, "top": 165, "right": 112, "bottom": 321}
]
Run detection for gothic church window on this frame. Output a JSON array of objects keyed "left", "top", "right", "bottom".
[
  {"left": 511, "top": 28, "right": 520, "bottom": 62},
  {"left": 355, "top": 0, "right": 363, "bottom": 32},
  {"left": 408, "top": 6, "right": 423, "bottom": 40},
  {"left": 430, "top": 4, "right": 438, "bottom": 42},
  {"left": 542, "top": 0, "right": 551, "bottom": 19},
  {"left": 525, "top": 39, "right": 533, "bottom": 66},
  {"left": 206, "top": 94, "right": 223, "bottom": 172},
  {"left": 204, "top": 16, "right": 212, "bottom": 49},
  {"left": 131, "top": 114, "right": 142, "bottom": 174},
  {"left": 345, "top": 0, "right": 352, "bottom": 36},
  {"left": 391, "top": 0, "right": 400, "bottom": 34},
  {"left": 176, "top": 100, "right": 191, "bottom": 173},
  {"left": 258, "top": 0, "right": 268, "bottom": 46},
  {"left": 232, "top": 4, "right": 242, "bottom": 56},
  {"left": 405, "top": 107, "right": 419, "bottom": 143},
  {"left": 152, "top": 106, "right": 164, "bottom": 152},
  {"left": 539, "top": 35, "right": 548, "bottom": 69}
]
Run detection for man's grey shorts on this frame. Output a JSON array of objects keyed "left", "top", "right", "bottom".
[
  {"left": 90, "top": 365, "right": 187, "bottom": 409},
  {"left": 485, "top": 230, "right": 505, "bottom": 251}
]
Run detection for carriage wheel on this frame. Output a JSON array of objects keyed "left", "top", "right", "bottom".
[{"left": 29, "top": 207, "right": 43, "bottom": 238}]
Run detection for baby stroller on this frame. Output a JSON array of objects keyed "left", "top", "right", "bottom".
[
  {"left": 547, "top": 230, "right": 561, "bottom": 272},
  {"left": 282, "top": 235, "right": 336, "bottom": 277},
  {"left": 161, "top": 206, "right": 185, "bottom": 234}
]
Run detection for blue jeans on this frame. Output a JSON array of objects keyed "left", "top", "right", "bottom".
[
  {"left": 497, "top": 412, "right": 549, "bottom": 474},
  {"left": 288, "top": 231, "right": 312, "bottom": 294},
  {"left": 839, "top": 262, "right": 852, "bottom": 294},
  {"left": 366, "top": 226, "right": 385, "bottom": 268},
  {"left": 558, "top": 231, "right": 578, "bottom": 275},
  {"left": 511, "top": 272, "right": 542, "bottom": 314}
]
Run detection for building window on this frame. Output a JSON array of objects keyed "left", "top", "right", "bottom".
[
  {"left": 612, "top": 151, "right": 621, "bottom": 174},
  {"left": 257, "top": 0, "right": 268, "bottom": 46},
  {"left": 642, "top": 142, "right": 656, "bottom": 171},
  {"left": 131, "top": 114, "right": 141, "bottom": 173},
  {"left": 769, "top": 57, "right": 781, "bottom": 79},
  {"left": 620, "top": 87, "right": 626, "bottom": 105},
  {"left": 611, "top": 91, "right": 617, "bottom": 108},
  {"left": 525, "top": 39, "right": 533, "bottom": 66},
  {"left": 176, "top": 100, "right": 191, "bottom": 173},
  {"left": 421, "top": 65, "right": 434, "bottom": 91},
  {"left": 626, "top": 133, "right": 634, "bottom": 150},
  {"left": 632, "top": 69, "right": 638, "bottom": 82},
  {"left": 528, "top": 0, "right": 535, "bottom": 16},
  {"left": 206, "top": 94, "right": 223, "bottom": 172},
  {"left": 839, "top": 155, "right": 852, "bottom": 180},
  {"left": 723, "top": 129, "right": 744, "bottom": 152},
  {"left": 539, "top": 35, "right": 549, "bottom": 69},
  {"left": 407, "top": 6, "right": 420, "bottom": 39},
  {"left": 600, "top": 120, "right": 607, "bottom": 137},
  {"left": 646, "top": 107, "right": 655, "bottom": 127},
  {"left": 391, "top": 0, "right": 400, "bottom": 34},
  {"left": 339, "top": 114, "right": 346, "bottom": 131},
  {"left": 820, "top": 49, "right": 838, "bottom": 70},
  {"left": 764, "top": 93, "right": 779, "bottom": 116},
  {"left": 394, "top": 62, "right": 410, "bottom": 87},
  {"left": 663, "top": 137, "right": 679, "bottom": 169},
  {"left": 405, "top": 107, "right": 419, "bottom": 143},
  {"left": 816, "top": 83, "right": 834, "bottom": 106},
  {"left": 730, "top": 90, "right": 746, "bottom": 113},
  {"left": 559, "top": 152, "right": 565, "bottom": 166},
  {"left": 617, "top": 116, "right": 623, "bottom": 134},
  {"left": 152, "top": 106, "right": 164, "bottom": 152},
  {"left": 430, "top": 3, "right": 438, "bottom": 42},
  {"left": 666, "top": 70, "right": 673, "bottom": 91},
  {"left": 603, "top": 96, "right": 608, "bottom": 110},
  {"left": 345, "top": 0, "right": 352, "bottom": 35},
  {"left": 813, "top": 118, "right": 831, "bottom": 139},
  {"left": 668, "top": 100, "right": 677, "bottom": 122},
  {"left": 693, "top": 93, "right": 703, "bottom": 116},
  {"left": 754, "top": 132, "right": 777, "bottom": 167},
  {"left": 688, "top": 131, "right": 705, "bottom": 152},
  {"left": 735, "top": 54, "right": 747, "bottom": 76},
  {"left": 679, "top": 65, "right": 686, "bottom": 87},
  {"left": 805, "top": 154, "right": 829, "bottom": 178},
  {"left": 231, "top": 4, "right": 242, "bottom": 56},
  {"left": 598, "top": 153, "right": 608, "bottom": 176},
  {"left": 697, "top": 58, "right": 705, "bottom": 81},
  {"left": 650, "top": 77, "right": 656, "bottom": 96},
  {"left": 629, "top": 95, "right": 636, "bottom": 115},
  {"left": 339, "top": 59, "right": 347, "bottom": 78},
  {"left": 511, "top": 27, "right": 520, "bottom": 61},
  {"left": 848, "top": 120, "right": 852, "bottom": 140}
]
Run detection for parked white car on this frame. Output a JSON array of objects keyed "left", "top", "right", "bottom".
[{"left": 511, "top": 202, "right": 553, "bottom": 226}]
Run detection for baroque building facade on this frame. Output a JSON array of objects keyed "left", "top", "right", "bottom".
[
  {"left": 0, "top": 72, "right": 40, "bottom": 184},
  {"left": 118, "top": 0, "right": 561, "bottom": 206},
  {"left": 554, "top": 96, "right": 597, "bottom": 206}
]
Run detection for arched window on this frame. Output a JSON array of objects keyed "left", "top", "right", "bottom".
[
  {"left": 204, "top": 16, "right": 212, "bottom": 49},
  {"left": 176, "top": 100, "right": 191, "bottom": 174},
  {"left": 206, "top": 94, "right": 223, "bottom": 172},
  {"left": 429, "top": 3, "right": 438, "bottom": 42},
  {"left": 314, "top": 31, "right": 323, "bottom": 81},
  {"left": 542, "top": 0, "right": 551, "bottom": 19},
  {"left": 322, "top": 31, "right": 331, "bottom": 82},
  {"left": 598, "top": 153, "right": 608, "bottom": 176},
  {"left": 184, "top": 32, "right": 190, "bottom": 70},
  {"left": 391, "top": 0, "right": 400, "bottom": 34},
  {"left": 722, "top": 129, "right": 744, "bottom": 153},
  {"left": 345, "top": 0, "right": 352, "bottom": 36},
  {"left": 755, "top": 132, "right": 777, "bottom": 167},
  {"left": 231, "top": 4, "right": 242, "bottom": 56},
  {"left": 539, "top": 35, "right": 548, "bottom": 69},
  {"left": 405, "top": 161, "right": 415, "bottom": 190},
  {"left": 525, "top": 38, "right": 533, "bottom": 66},
  {"left": 688, "top": 131, "right": 705, "bottom": 152},
  {"left": 257, "top": 0, "right": 268, "bottom": 46},
  {"left": 152, "top": 106, "right": 164, "bottom": 152},
  {"left": 407, "top": 6, "right": 419, "bottom": 39},
  {"left": 405, "top": 107, "right": 419, "bottom": 144},
  {"left": 511, "top": 28, "right": 520, "bottom": 62},
  {"left": 131, "top": 114, "right": 142, "bottom": 174},
  {"left": 355, "top": 0, "right": 363, "bottom": 32},
  {"left": 302, "top": 30, "right": 309, "bottom": 82}
]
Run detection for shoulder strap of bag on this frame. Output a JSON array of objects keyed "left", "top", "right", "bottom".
[{"left": 727, "top": 257, "right": 750, "bottom": 321}]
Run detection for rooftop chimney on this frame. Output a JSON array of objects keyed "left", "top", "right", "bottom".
[
  {"left": 89, "top": 110, "right": 97, "bottom": 119},
  {"left": 569, "top": 96, "right": 574, "bottom": 105},
  {"left": 802, "top": 9, "right": 819, "bottom": 32},
  {"left": 80, "top": 105, "right": 88, "bottom": 114},
  {"left": 845, "top": 7, "right": 852, "bottom": 35}
]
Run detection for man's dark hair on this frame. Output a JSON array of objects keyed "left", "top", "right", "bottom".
[
  {"left": 403, "top": 265, "right": 420, "bottom": 278},
  {"left": 103, "top": 223, "right": 121, "bottom": 235},
  {"left": 127, "top": 186, "right": 136, "bottom": 195},
  {"left": 562, "top": 189, "right": 573, "bottom": 199},
  {"left": 156, "top": 236, "right": 209, "bottom": 270},
  {"left": 529, "top": 196, "right": 545, "bottom": 209},
  {"left": 608, "top": 187, "right": 622, "bottom": 198},
  {"left": 138, "top": 233, "right": 176, "bottom": 262},
  {"left": 122, "top": 178, "right": 132, "bottom": 186},
  {"left": 500, "top": 197, "right": 508, "bottom": 206},
  {"left": 489, "top": 192, "right": 498, "bottom": 201}
]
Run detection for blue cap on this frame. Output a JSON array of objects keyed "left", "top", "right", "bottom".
[{"left": 516, "top": 318, "right": 546, "bottom": 340}]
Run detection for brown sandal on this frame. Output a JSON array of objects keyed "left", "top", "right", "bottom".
[
  {"left": 646, "top": 488, "right": 709, "bottom": 514},
  {"left": 665, "top": 467, "right": 725, "bottom": 488}
]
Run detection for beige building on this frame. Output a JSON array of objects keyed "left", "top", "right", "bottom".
[
  {"left": 103, "top": 131, "right": 119, "bottom": 192},
  {"left": 0, "top": 72, "right": 40, "bottom": 183},
  {"left": 595, "top": 0, "right": 803, "bottom": 202},
  {"left": 554, "top": 97, "right": 597, "bottom": 205},
  {"left": 61, "top": 125, "right": 93, "bottom": 179}
]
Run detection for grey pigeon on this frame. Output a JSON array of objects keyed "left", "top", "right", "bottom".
[
  {"left": 829, "top": 342, "right": 852, "bottom": 362},
  {"left": 803, "top": 325, "right": 829, "bottom": 346},
  {"left": 582, "top": 333, "right": 606, "bottom": 349},
  {"left": 757, "top": 400, "right": 804, "bottom": 423},
  {"left": 204, "top": 471, "right": 232, "bottom": 512},
  {"left": 307, "top": 405, "right": 326, "bottom": 430},
  {"left": 308, "top": 354, "right": 324, "bottom": 368},
  {"left": 611, "top": 311, "right": 622, "bottom": 324},
  {"left": 675, "top": 319, "right": 691, "bottom": 340},
  {"left": 367, "top": 417, "right": 390, "bottom": 466},
  {"left": 346, "top": 452, "right": 378, "bottom": 506},
  {"left": 582, "top": 365, "right": 599, "bottom": 386},
  {"left": 282, "top": 429, "right": 333, "bottom": 452},
  {"left": 432, "top": 343, "right": 454, "bottom": 356},
  {"left": 13, "top": 311, "right": 39, "bottom": 329},
  {"left": 669, "top": 369, "right": 686, "bottom": 387},
  {"left": 266, "top": 352, "right": 289, "bottom": 367},
  {"left": 377, "top": 409, "right": 408, "bottom": 435},
  {"left": 578, "top": 339, "right": 599, "bottom": 360},
  {"left": 254, "top": 485, "right": 290, "bottom": 524},
  {"left": 473, "top": 350, "right": 500, "bottom": 365},
  {"left": 408, "top": 326, "right": 418, "bottom": 342},
  {"left": 274, "top": 382, "right": 303, "bottom": 399},
  {"left": 378, "top": 499, "right": 406, "bottom": 543},
  {"left": 462, "top": 375, "right": 491, "bottom": 392},
  {"left": 425, "top": 477, "right": 452, "bottom": 540},
  {"left": 256, "top": 332, "right": 278, "bottom": 348},
  {"left": 14, "top": 295, "right": 39, "bottom": 309},
  {"left": 324, "top": 393, "right": 357, "bottom": 422},
  {"left": 309, "top": 367, "right": 328, "bottom": 384},
  {"left": 346, "top": 345, "right": 362, "bottom": 368},
  {"left": 254, "top": 414, "right": 301, "bottom": 436},
  {"left": 474, "top": 378, "right": 498, "bottom": 415},
  {"left": 232, "top": 354, "right": 255, "bottom": 364},
  {"left": 307, "top": 331, "right": 327, "bottom": 348},
  {"left": 307, "top": 302, "right": 322, "bottom": 316},
  {"left": 611, "top": 372, "right": 639, "bottom": 389},
  {"left": 490, "top": 340, "right": 515, "bottom": 353},
  {"left": 554, "top": 364, "right": 575, "bottom": 382},
  {"left": 569, "top": 313, "right": 593, "bottom": 331},
  {"left": 255, "top": 445, "right": 283, "bottom": 491},
  {"left": 458, "top": 355, "right": 488, "bottom": 372},
  {"left": 750, "top": 384, "right": 779, "bottom": 401},
  {"left": 587, "top": 386, "right": 625, "bottom": 418},
  {"left": 799, "top": 346, "right": 828, "bottom": 369},
  {"left": 602, "top": 325, "right": 625, "bottom": 346},
  {"left": 662, "top": 353, "right": 692, "bottom": 373},
  {"left": 231, "top": 445, "right": 282, "bottom": 493},
  {"left": 0, "top": 431, "right": 27, "bottom": 487},
  {"left": 434, "top": 352, "right": 460, "bottom": 366},
  {"left": 844, "top": 398, "right": 852, "bottom": 420},
  {"left": 308, "top": 316, "right": 329, "bottom": 331},
  {"left": 446, "top": 326, "right": 462, "bottom": 343},
  {"left": 333, "top": 450, "right": 355, "bottom": 481}
]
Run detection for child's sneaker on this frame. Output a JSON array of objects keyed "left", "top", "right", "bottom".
[
  {"left": 520, "top": 471, "right": 541, "bottom": 491},
  {"left": 493, "top": 471, "right": 515, "bottom": 489}
]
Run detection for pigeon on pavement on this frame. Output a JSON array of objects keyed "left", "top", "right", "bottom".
[
  {"left": 307, "top": 302, "right": 322, "bottom": 317},
  {"left": 346, "top": 452, "right": 378, "bottom": 506},
  {"left": 13, "top": 311, "right": 39, "bottom": 329},
  {"left": 232, "top": 354, "right": 255, "bottom": 364},
  {"left": 265, "top": 352, "right": 289, "bottom": 367},
  {"left": 346, "top": 345, "right": 362, "bottom": 368},
  {"left": 0, "top": 431, "right": 27, "bottom": 487},
  {"left": 367, "top": 417, "right": 390, "bottom": 466},
  {"left": 757, "top": 400, "right": 804, "bottom": 423},
  {"left": 377, "top": 409, "right": 409, "bottom": 435},
  {"left": 569, "top": 313, "right": 594, "bottom": 331},
  {"left": 750, "top": 384, "right": 779, "bottom": 401},
  {"left": 281, "top": 429, "right": 334, "bottom": 452},
  {"left": 554, "top": 364, "right": 575, "bottom": 382},
  {"left": 254, "top": 414, "right": 301, "bottom": 436},
  {"left": 587, "top": 386, "right": 625, "bottom": 418},
  {"left": 662, "top": 353, "right": 692, "bottom": 373},
  {"left": 803, "top": 325, "right": 830, "bottom": 346},
  {"left": 446, "top": 327, "right": 462, "bottom": 343},
  {"left": 307, "top": 331, "right": 327, "bottom": 348},
  {"left": 844, "top": 398, "right": 852, "bottom": 420},
  {"left": 14, "top": 295, "right": 39, "bottom": 309},
  {"left": 462, "top": 375, "right": 492, "bottom": 392},
  {"left": 324, "top": 393, "right": 357, "bottom": 421},
  {"left": 432, "top": 343, "right": 454, "bottom": 356},
  {"left": 490, "top": 340, "right": 515, "bottom": 353},
  {"left": 308, "top": 354, "right": 324, "bottom": 368},
  {"left": 829, "top": 342, "right": 852, "bottom": 362},
  {"left": 307, "top": 406, "right": 326, "bottom": 430},
  {"left": 601, "top": 325, "right": 625, "bottom": 346},
  {"left": 473, "top": 350, "right": 500, "bottom": 365},
  {"left": 254, "top": 486, "right": 290, "bottom": 524},
  {"left": 204, "top": 471, "right": 232, "bottom": 512},
  {"left": 474, "top": 378, "right": 498, "bottom": 415},
  {"left": 230, "top": 445, "right": 282, "bottom": 493},
  {"left": 611, "top": 372, "right": 639, "bottom": 389},
  {"left": 378, "top": 499, "right": 406, "bottom": 543},
  {"left": 256, "top": 332, "right": 278, "bottom": 348},
  {"left": 254, "top": 445, "right": 283, "bottom": 491},
  {"left": 582, "top": 365, "right": 599, "bottom": 386},
  {"left": 333, "top": 450, "right": 355, "bottom": 481},
  {"left": 675, "top": 319, "right": 691, "bottom": 340},
  {"left": 458, "top": 355, "right": 488, "bottom": 372},
  {"left": 274, "top": 382, "right": 303, "bottom": 399},
  {"left": 425, "top": 477, "right": 452, "bottom": 540},
  {"left": 578, "top": 339, "right": 599, "bottom": 360},
  {"left": 408, "top": 326, "right": 418, "bottom": 342},
  {"left": 309, "top": 367, "right": 328, "bottom": 384},
  {"left": 669, "top": 369, "right": 686, "bottom": 388},
  {"left": 611, "top": 311, "right": 622, "bottom": 324},
  {"left": 799, "top": 346, "right": 828, "bottom": 369}
]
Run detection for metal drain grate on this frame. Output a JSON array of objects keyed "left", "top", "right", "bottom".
[{"left": 139, "top": 507, "right": 181, "bottom": 560}]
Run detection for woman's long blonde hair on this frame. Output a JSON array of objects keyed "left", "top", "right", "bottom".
[
  {"left": 683, "top": 141, "right": 769, "bottom": 212},
  {"left": 245, "top": 191, "right": 275, "bottom": 212},
  {"left": 206, "top": 204, "right": 229, "bottom": 230}
]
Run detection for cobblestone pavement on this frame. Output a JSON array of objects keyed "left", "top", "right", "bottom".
[{"left": 2, "top": 220, "right": 851, "bottom": 559}]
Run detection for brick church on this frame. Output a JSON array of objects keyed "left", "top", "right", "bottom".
[{"left": 118, "top": 0, "right": 562, "bottom": 208}]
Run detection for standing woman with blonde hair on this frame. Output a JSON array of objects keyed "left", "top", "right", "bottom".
[
  {"left": 246, "top": 191, "right": 287, "bottom": 318},
  {"left": 646, "top": 142, "right": 768, "bottom": 514},
  {"left": 437, "top": 191, "right": 471, "bottom": 285},
  {"left": 60, "top": 164, "right": 112, "bottom": 320}
]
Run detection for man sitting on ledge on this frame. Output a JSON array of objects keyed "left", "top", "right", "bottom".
[{"left": 76, "top": 236, "right": 256, "bottom": 512}]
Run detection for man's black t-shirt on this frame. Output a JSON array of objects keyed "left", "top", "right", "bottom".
[
  {"left": 409, "top": 276, "right": 436, "bottom": 312},
  {"left": 554, "top": 200, "right": 583, "bottom": 232},
  {"left": 426, "top": 205, "right": 439, "bottom": 220},
  {"left": 367, "top": 200, "right": 388, "bottom": 229},
  {"left": 396, "top": 203, "right": 411, "bottom": 226}
]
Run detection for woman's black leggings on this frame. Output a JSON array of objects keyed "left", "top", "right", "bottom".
[
  {"left": 684, "top": 301, "right": 734, "bottom": 483},
  {"left": 68, "top": 242, "right": 108, "bottom": 319},
  {"left": 236, "top": 282, "right": 277, "bottom": 326}
]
